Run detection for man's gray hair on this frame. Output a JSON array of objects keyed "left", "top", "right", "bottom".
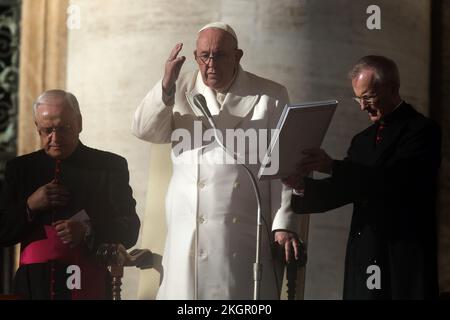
[
  {"left": 32, "top": 89, "right": 81, "bottom": 118},
  {"left": 349, "top": 55, "right": 400, "bottom": 91}
]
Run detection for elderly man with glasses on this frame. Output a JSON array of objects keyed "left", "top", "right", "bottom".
[
  {"left": 132, "top": 22, "right": 301, "bottom": 299},
  {"left": 0, "top": 90, "right": 140, "bottom": 299},
  {"left": 284, "top": 55, "right": 441, "bottom": 299}
]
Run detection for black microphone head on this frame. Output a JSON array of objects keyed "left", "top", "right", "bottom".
[
  {"left": 193, "top": 94, "right": 212, "bottom": 118},
  {"left": 193, "top": 93, "right": 206, "bottom": 107}
]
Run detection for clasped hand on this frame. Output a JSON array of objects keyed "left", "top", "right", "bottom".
[
  {"left": 27, "top": 180, "right": 86, "bottom": 247},
  {"left": 53, "top": 220, "right": 87, "bottom": 247},
  {"left": 27, "top": 179, "right": 69, "bottom": 211}
]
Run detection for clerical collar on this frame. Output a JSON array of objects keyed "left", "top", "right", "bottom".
[
  {"left": 214, "top": 68, "right": 239, "bottom": 108},
  {"left": 216, "top": 91, "right": 226, "bottom": 106},
  {"left": 379, "top": 100, "right": 404, "bottom": 125},
  {"left": 46, "top": 141, "right": 84, "bottom": 163},
  {"left": 392, "top": 100, "right": 404, "bottom": 112}
]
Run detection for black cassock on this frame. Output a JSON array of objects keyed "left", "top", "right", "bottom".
[
  {"left": 0, "top": 142, "right": 140, "bottom": 299},
  {"left": 292, "top": 102, "right": 441, "bottom": 299}
]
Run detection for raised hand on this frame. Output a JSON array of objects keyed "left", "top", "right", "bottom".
[{"left": 162, "top": 43, "right": 186, "bottom": 93}]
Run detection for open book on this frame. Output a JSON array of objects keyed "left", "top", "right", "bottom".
[{"left": 258, "top": 100, "right": 338, "bottom": 180}]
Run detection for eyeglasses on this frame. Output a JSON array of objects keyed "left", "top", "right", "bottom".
[
  {"left": 353, "top": 94, "right": 378, "bottom": 105},
  {"left": 38, "top": 124, "right": 73, "bottom": 137},
  {"left": 195, "top": 52, "right": 228, "bottom": 65}
]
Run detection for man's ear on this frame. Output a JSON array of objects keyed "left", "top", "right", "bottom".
[
  {"left": 236, "top": 49, "right": 243, "bottom": 64},
  {"left": 77, "top": 115, "right": 83, "bottom": 133}
]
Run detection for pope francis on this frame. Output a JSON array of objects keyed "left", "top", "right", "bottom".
[{"left": 132, "top": 22, "right": 301, "bottom": 299}]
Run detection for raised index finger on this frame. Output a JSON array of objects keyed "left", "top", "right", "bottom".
[{"left": 168, "top": 43, "right": 183, "bottom": 61}]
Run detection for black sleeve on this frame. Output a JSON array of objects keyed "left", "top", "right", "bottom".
[
  {"left": 87, "top": 157, "right": 140, "bottom": 250},
  {"left": 0, "top": 160, "right": 35, "bottom": 247},
  {"left": 292, "top": 121, "right": 441, "bottom": 214}
]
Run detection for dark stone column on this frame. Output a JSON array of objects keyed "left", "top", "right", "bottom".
[
  {"left": 431, "top": 0, "right": 450, "bottom": 296},
  {"left": 0, "top": 0, "right": 20, "bottom": 295}
]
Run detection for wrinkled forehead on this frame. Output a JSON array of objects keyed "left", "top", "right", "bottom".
[
  {"left": 353, "top": 68, "right": 378, "bottom": 90},
  {"left": 35, "top": 99, "right": 76, "bottom": 123},
  {"left": 196, "top": 28, "right": 237, "bottom": 52}
]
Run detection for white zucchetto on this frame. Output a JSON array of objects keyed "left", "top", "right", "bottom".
[{"left": 198, "top": 22, "right": 238, "bottom": 46}]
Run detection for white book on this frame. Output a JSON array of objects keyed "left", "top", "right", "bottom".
[
  {"left": 69, "top": 209, "right": 90, "bottom": 222},
  {"left": 258, "top": 100, "right": 338, "bottom": 180}
]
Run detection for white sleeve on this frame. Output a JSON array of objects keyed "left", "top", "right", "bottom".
[
  {"left": 271, "top": 179, "right": 300, "bottom": 233},
  {"left": 269, "top": 86, "right": 301, "bottom": 233},
  {"left": 131, "top": 79, "right": 175, "bottom": 144}
]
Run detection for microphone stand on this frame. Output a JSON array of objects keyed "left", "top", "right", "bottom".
[{"left": 193, "top": 95, "right": 263, "bottom": 300}]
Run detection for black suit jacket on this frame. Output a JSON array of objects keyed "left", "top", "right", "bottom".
[
  {"left": 0, "top": 142, "right": 140, "bottom": 299},
  {"left": 292, "top": 102, "right": 441, "bottom": 299}
]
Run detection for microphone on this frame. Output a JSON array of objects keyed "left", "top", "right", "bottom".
[
  {"left": 193, "top": 93, "right": 218, "bottom": 131},
  {"left": 193, "top": 94, "right": 212, "bottom": 119},
  {"left": 191, "top": 93, "right": 264, "bottom": 300}
]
